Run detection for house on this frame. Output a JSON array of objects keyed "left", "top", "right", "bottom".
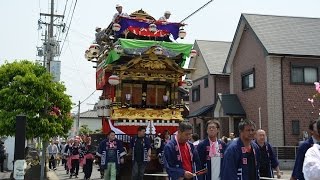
[
  {"left": 187, "top": 40, "right": 231, "bottom": 138},
  {"left": 72, "top": 107, "right": 102, "bottom": 136},
  {"left": 221, "top": 14, "right": 320, "bottom": 146}
]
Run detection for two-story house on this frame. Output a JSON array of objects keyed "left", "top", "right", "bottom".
[
  {"left": 221, "top": 14, "right": 320, "bottom": 146},
  {"left": 187, "top": 40, "right": 231, "bottom": 138}
]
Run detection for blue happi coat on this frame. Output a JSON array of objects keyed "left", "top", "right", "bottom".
[
  {"left": 98, "top": 138, "right": 126, "bottom": 171},
  {"left": 197, "top": 138, "right": 226, "bottom": 180},
  {"left": 221, "top": 138, "right": 260, "bottom": 180},
  {"left": 291, "top": 137, "right": 314, "bottom": 180},
  {"left": 254, "top": 140, "right": 279, "bottom": 178},
  {"left": 130, "top": 136, "right": 151, "bottom": 164},
  {"left": 163, "top": 139, "right": 201, "bottom": 180}
]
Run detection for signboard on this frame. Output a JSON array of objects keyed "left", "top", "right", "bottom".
[
  {"left": 96, "top": 67, "right": 106, "bottom": 90},
  {"left": 97, "top": 99, "right": 111, "bottom": 117},
  {"left": 14, "top": 160, "right": 26, "bottom": 179},
  {"left": 50, "top": 60, "right": 61, "bottom": 82}
]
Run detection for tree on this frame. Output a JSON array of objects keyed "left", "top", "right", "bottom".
[
  {"left": 0, "top": 60, "right": 73, "bottom": 140},
  {"left": 79, "top": 125, "right": 93, "bottom": 135}
]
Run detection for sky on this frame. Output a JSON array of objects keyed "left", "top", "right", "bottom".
[{"left": 0, "top": 0, "right": 319, "bottom": 113}]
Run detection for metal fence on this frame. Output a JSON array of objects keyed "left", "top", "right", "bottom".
[{"left": 272, "top": 146, "right": 298, "bottom": 160}]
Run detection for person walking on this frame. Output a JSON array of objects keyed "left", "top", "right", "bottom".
[
  {"left": 81, "top": 136, "right": 96, "bottom": 180},
  {"left": 221, "top": 119, "right": 260, "bottom": 180},
  {"left": 98, "top": 130, "right": 126, "bottom": 180},
  {"left": 68, "top": 137, "right": 81, "bottom": 178},
  {"left": 130, "top": 126, "right": 151, "bottom": 180},
  {"left": 254, "top": 129, "right": 281, "bottom": 179},
  {"left": 291, "top": 120, "right": 320, "bottom": 180},
  {"left": 163, "top": 122, "right": 201, "bottom": 180},
  {"left": 197, "top": 120, "right": 227, "bottom": 180},
  {"left": 47, "top": 140, "right": 58, "bottom": 171}
]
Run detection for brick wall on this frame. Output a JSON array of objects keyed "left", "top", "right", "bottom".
[
  {"left": 231, "top": 26, "right": 269, "bottom": 133},
  {"left": 282, "top": 57, "right": 320, "bottom": 145}
]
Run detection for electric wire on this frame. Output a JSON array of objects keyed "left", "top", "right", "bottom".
[{"left": 58, "top": 0, "right": 78, "bottom": 59}]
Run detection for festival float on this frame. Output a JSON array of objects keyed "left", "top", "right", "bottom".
[{"left": 86, "top": 9, "right": 195, "bottom": 140}]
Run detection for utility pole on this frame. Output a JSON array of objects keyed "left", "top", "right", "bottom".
[
  {"left": 77, "top": 100, "right": 80, "bottom": 135},
  {"left": 38, "top": 1, "right": 64, "bottom": 179}
]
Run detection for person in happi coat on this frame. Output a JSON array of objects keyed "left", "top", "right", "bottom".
[
  {"left": 291, "top": 120, "right": 320, "bottom": 180},
  {"left": 98, "top": 130, "right": 126, "bottom": 180},
  {"left": 68, "top": 137, "right": 81, "bottom": 178},
  {"left": 80, "top": 136, "right": 96, "bottom": 180},
  {"left": 163, "top": 122, "right": 201, "bottom": 180},
  {"left": 254, "top": 129, "right": 281, "bottom": 179},
  {"left": 197, "top": 120, "right": 226, "bottom": 180},
  {"left": 221, "top": 119, "right": 260, "bottom": 180},
  {"left": 130, "top": 126, "right": 151, "bottom": 180}
]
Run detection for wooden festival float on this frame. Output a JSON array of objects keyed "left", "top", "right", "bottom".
[{"left": 85, "top": 9, "right": 196, "bottom": 176}]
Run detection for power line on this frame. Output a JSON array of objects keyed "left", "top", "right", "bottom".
[
  {"left": 72, "top": 90, "right": 97, "bottom": 109},
  {"left": 58, "top": 0, "right": 77, "bottom": 59}
]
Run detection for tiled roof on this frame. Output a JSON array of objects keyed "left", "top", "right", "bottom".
[
  {"left": 243, "top": 13, "right": 320, "bottom": 56},
  {"left": 80, "top": 110, "right": 99, "bottom": 118},
  {"left": 196, "top": 40, "right": 231, "bottom": 74}
]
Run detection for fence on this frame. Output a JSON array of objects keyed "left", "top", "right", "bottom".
[{"left": 272, "top": 146, "right": 298, "bottom": 160}]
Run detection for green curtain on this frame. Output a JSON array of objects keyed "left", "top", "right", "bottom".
[{"left": 104, "top": 38, "right": 193, "bottom": 67}]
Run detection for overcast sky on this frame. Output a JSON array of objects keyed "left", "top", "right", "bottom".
[{"left": 1, "top": 0, "right": 319, "bottom": 113}]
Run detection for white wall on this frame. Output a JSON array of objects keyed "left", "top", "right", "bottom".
[{"left": 4, "top": 137, "right": 27, "bottom": 170}]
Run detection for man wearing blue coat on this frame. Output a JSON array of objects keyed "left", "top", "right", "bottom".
[
  {"left": 130, "top": 126, "right": 151, "bottom": 180},
  {"left": 197, "top": 120, "right": 226, "bottom": 180},
  {"left": 164, "top": 122, "right": 201, "bottom": 180},
  {"left": 254, "top": 129, "right": 281, "bottom": 179},
  {"left": 291, "top": 120, "right": 320, "bottom": 180},
  {"left": 221, "top": 119, "right": 260, "bottom": 180}
]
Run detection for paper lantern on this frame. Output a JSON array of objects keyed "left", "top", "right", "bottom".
[
  {"left": 182, "top": 78, "right": 193, "bottom": 89},
  {"left": 112, "top": 23, "right": 121, "bottom": 31},
  {"left": 108, "top": 75, "right": 120, "bottom": 85},
  {"left": 114, "top": 44, "right": 123, "bottom": 54},
  {"left": 89, "top": 44, "right": 100, "bottom": 57},
  {"left": 179, "top": 28, "right": 186, "bottom": 39},
  {"left": 149, "top": 23, "right": 157, "bottom": 32},
  {"left": 190, "top": 49, "right": 197, "bottom": 58},
  {"left": 153, "top": 47, "right": 163, "bottom": 55}
]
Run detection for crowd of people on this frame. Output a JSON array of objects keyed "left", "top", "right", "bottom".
[{"left": 44, "top": 118, "right": 320, "bottom": 180}]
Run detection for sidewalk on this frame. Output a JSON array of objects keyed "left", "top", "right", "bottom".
[
  {"left": 0, "top": 171, "right": 11, "bottom": 180},
  {"left": 0, "top": 169, "right": 59, "bottom": 180}
]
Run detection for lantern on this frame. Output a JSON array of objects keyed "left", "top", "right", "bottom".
[
  {"left": 149, "top": 23, "right": 157, "bottom": 32},
  {"left": 89, "top": 44, "right": 100, "bottom": 57},
  {"left": 190, "top": 49, "right": 197, "bottom": 58},
  {"left": 179, "top": 28, "right": 186, "bottom": 39},
  {"left": 112, "top": 23, "right": 121, "bottom": 31},
  {"left": 182, "top": 78, "right": 193, "bottom": 89},
  {"left": 85, "top": 50, "right": 91, "bottom": 61},
  {"left": 153, "top": 47, "right": 163, "bottom": 55},
  {"left": 114, "top": 44, "right": 123, "bottom": 54},
  {"left": 108, "top": 74, "right": 120, "bottom": 85}
]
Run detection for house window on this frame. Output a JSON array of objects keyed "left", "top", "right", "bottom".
[
  {"left": 204, "top": 77, "right": 208, "bottom": 88},
  {"left": 292, "top": 120, "right": 300, "bottom": 135},
  {"left": 291, "top": 66, "right": 318, "bottom": 83},
  {"left": 242, "top": 69, "right": 255, "bottom": 90},
  {"left": 192, "top": 85, "right": 200, "bottom": 102}
]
